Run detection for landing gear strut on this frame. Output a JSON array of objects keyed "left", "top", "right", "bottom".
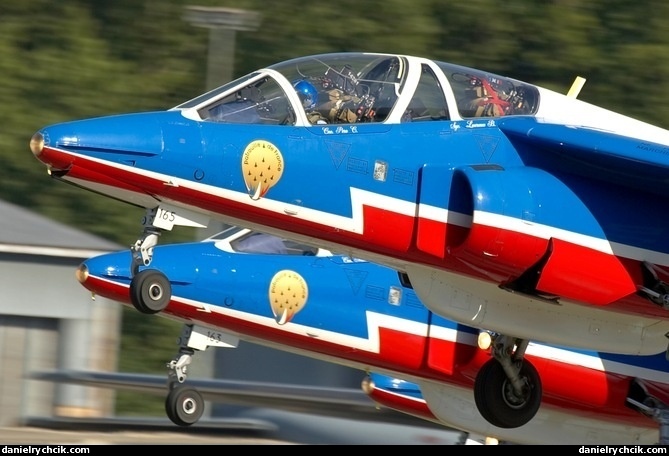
[
  {"left": 474, "top": 332, "right": 542, "bottom": 428},
  {"left": 639, "top": 261, "right": 669, "bottom": 310},
  {"left": 131, "top": 208, "right": 165, "bottom": 272},
  {"left": 131, "top": 227, "right": 161, "bottom": 273},
  {"left": 164, "top": 323, "right": 240, "bottom": 426},
  {"left": 130, "top": 205, "right": 210, "bottom": 273},
  {"left": 627, "top": 385, "right": 669, "bottom": 445}
]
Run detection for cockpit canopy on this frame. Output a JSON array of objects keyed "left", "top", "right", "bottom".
[{"left": 175, "top": 53, "right": 539, "bottom": 126}]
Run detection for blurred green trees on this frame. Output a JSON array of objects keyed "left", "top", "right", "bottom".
[{"left": 3, "top": 0, "right": 669, "bottom": 415}]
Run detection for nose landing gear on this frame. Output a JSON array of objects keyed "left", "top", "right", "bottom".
[{"left": 162, "top": 324, "right": 240, "bottom": 426}]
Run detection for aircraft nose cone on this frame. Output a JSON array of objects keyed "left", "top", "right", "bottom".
[
  {"left": 76, "top": 251, "right": 134, "bottom": 298},
  {"left": 29, "top": 112, "right": 173, "bottom": 172},
  {"left": 75, "top": 263, "right": 89, "bottom": 284},
  {"left": 81, "top": 252, "right": 132, "bottom": 280},
  {"left": 28, "top": 122, "right": 83, "bottom": 171},
  {"left": 29, "top": 131, "right": 44, "bottom": 158}
]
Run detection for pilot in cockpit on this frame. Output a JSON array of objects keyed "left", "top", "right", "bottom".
[
  {"left": 293, "top": 73, "right": 375, "bottom": 125},
  {"left": 294, "top": 78, "right": 363, "bottom": 124},
  {"left": 460, "top": 76, "right": 527, "bottom": 118},
  {"left": 294, "top": 80, "right": 328, "bottom": 125}
]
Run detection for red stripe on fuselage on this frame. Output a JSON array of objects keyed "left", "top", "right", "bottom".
[
  {"left": 61, "top": 163, "right": 150, "bottom": 195},
  {"left": 361, "top": 206, "right": 414, "bottom": 251}
]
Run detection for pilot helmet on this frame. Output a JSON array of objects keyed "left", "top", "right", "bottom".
[
  {"left": 498, "top": 86, "right": 516, "bottom": 101},
  {"left": 294, "top": 80, "right": 318, "bottom": 110},
  {"left": 490, "top": 78, "right": 515, "bottom": 101}
]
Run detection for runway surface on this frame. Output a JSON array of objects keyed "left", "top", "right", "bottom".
[
  {"left": 1, "top": 411, "right": 465, "bottom": 445},
  {"left": 0, "top": 426, "right": 293, "bottom": 445}
]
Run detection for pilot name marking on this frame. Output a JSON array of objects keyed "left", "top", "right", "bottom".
[
  {"left": 322, "top": 126, "right": 358, "bottom": 135},
  {"left": 465, "top": 120, "right": 497, "bottom": 129}
]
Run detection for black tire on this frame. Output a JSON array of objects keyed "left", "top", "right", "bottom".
[
  {"left": 164, "top": 386, "right": 178, "bottom": 424},
  {"left": 474, "top": 358, "right": 542, "bottom": 428},
  {"left": 129, "top": 269, "right": 171, "bottom": 314},
  {"left": 165, "top": 386, "right": 204, "bottom": 427}
]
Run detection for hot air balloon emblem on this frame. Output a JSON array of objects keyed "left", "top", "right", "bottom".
[
  {"left": 242, "top": 140, "right": 284, "bottom": 200},
  {"left": 269, "top": 270, "right": 308, "bottom": 325}
]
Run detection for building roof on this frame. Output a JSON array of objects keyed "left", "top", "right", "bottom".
[{"left": 0, "top": 200, "right": 122, "bottom": 258}]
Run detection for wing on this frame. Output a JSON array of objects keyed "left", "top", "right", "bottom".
[
  {"left": 498, "top": 116, "right": 669, "bottom": 197},
  {"left": 31, "top": 369, "right": 443, "bottom": 429}
]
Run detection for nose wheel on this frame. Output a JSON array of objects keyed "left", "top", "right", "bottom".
[
  {"left": 165, "top": 384, "right": 204, "bottom": 427},
  {"left": 161, "top": 324, "right": 240, "bottom": 427},
  {"left": 129, "top": 269, "right": 171, "bottom": 314}
]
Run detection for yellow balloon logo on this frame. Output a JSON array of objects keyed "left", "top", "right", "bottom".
[
  {"left": 269, "top": 270, "right": 308, "bottom": 325},
  {"left": 242, "top": 140, "right": 284, "bottom": 200}
]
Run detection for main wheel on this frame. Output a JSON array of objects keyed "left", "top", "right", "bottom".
[
  {"left": 129, "top": 269, "right": 171, "bottom": 314},
  {"left": 474, "top": 358, "right": 542, "bottom": 428},
  {"left": 165, "top": 385, "right": 204, "bottom": 426}
]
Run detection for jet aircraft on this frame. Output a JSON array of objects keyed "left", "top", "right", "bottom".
[
  {"left": 75, "top": 227, "right": 669, "bottom": 444},
  {"left": 30, "top": 52, "right": 669, "bottom": 428}
]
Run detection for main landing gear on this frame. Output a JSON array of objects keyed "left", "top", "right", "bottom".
[
  {"left": 627, "top": 399, "right": 669, "bottom": 445},
  {"left": 627, "top": 380, "right": 669, "bottom": 445},
  {"left": 474, "top": 332, "right": 542, "bottom": 428},
  {"left": 638, "top": 261, "right": 669, "bottom": 310}
]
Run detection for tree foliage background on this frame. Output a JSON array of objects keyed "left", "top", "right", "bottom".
[{"left": 2, "top": 0, "right": 669, "bottom": 414}]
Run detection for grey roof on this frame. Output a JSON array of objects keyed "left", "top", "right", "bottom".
[{"left": 0, "top": 199, "right": 122, "bottom": 257}]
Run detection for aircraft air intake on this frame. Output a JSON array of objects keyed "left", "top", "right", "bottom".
[{"left": 446, "top": 166, "right": 637, "bottom": 305}]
